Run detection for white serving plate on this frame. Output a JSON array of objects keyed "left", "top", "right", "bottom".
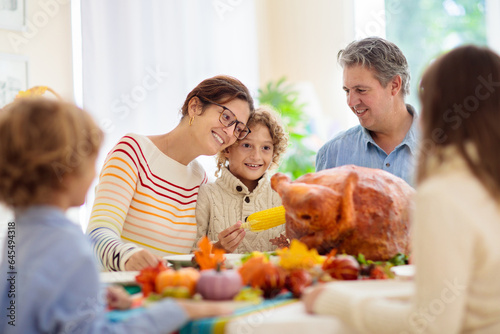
[
  {"left": 164, "top": 253, "right": 244, "bottom": 268},
  {"left": 390, "top": 264, "right": 415, "bottom": 280},
  {"left": 100, "top": 271, "right": 140, "bottom": 285}
]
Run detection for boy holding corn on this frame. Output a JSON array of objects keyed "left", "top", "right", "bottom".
[{"left": 194, "top": 107, "right": 289, "bottom": 253}]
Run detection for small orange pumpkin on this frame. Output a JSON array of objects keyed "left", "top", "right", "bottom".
[
  {"left": 238, "top": 256, "right": 267, "bottom": 285},
  {"left": 155, "top": 267, "right": 200, "bottom": 296}
]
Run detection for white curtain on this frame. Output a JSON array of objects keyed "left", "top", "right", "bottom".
[
  {"left": 486, "top": 0, "right": 500, "bottom": 55},
  {"left": 80, "top": 0, "right": 259, "bottom": 229}
]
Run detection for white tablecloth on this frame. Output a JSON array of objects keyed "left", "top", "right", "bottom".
[{"left": 225, "top": 301, "right": 361, "bottom": 334}]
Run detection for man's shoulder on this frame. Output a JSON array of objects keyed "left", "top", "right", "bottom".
[
  {"left": 316, "top": 125, "right": 366, "bottom": 171},
  {"left": 333, "top": 125, "right": 364, "bottom": 140},
  {"left": 320, "top": 125, "right": 364, "bottom": 151}
]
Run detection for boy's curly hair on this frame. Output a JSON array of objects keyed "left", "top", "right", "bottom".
[
  {"left": 215, "top": 105, "right": 288, "bottom": 176},
  {"left": 0, "top": 98, "right": 103, "bottom": 207}
]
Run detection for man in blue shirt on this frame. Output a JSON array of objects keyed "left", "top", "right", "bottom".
[{"left": 316, "top": 37, "right": 419, "bottom": 186}]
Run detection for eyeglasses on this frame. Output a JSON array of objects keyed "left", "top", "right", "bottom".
[{"left": 211, "top": 102, "right": 251, "bottom": 140}]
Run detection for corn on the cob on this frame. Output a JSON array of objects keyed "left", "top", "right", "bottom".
[{"left": 241, "top": 206, "right": 286, "bottom": 232}]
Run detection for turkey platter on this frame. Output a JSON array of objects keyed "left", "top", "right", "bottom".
[{"left": 271, "top": 165, "right": 414, "bottom": 261}]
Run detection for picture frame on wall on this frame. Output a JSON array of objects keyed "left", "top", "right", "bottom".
[
  {"left": 0, "top": 0, "right": 26, "bottom": 31},
  {"left": 0, "top": 53, "right": 28, "bottom": 107}
]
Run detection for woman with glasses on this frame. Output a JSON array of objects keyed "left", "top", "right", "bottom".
[{"left": 87, "top": 75, "right": 254, "bottom": 271}]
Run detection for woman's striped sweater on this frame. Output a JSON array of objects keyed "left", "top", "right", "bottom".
[{"left": 87, "top": 133, "right": 207, "bottom": 271}]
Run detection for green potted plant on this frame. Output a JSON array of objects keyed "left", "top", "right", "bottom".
[{"left": 258, "top": 77, "right": 316, "bottom": 180}]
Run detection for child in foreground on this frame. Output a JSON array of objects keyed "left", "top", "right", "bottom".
[
  {"left": 0, "top": 98, "right": 229, "bottom": 333},
  {"left": 194, "top": 106, "right": 289, "bottom": 253}
]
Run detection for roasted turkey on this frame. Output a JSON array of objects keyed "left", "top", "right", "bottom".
[{"left": 271, "top": 165, "right": 414, "bottom": 261}]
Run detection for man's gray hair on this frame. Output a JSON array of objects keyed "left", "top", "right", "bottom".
[{"left": 338, "top": 37, "right": 410, "bottom": 97}]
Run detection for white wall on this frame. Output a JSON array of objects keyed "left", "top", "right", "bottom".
[{"left": 0, "top": 0, "right": 74, "bottom": 98}]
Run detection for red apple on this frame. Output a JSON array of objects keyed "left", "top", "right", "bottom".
[
  {"left": 285, "top": 269, "right": 312, "bottom": 297},
  {"left": 249, "top": 263, "right": 287, "bottom": 298},
  {"left": 322, "top": 254, "right": 360, "bottom": 280},
  {"left": 369, "top": 266, "right": 389, "bottom": 280}
]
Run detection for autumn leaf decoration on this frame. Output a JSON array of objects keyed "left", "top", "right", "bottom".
[
  {"left": 16, "top": 86, "right": 62, "bottom": 99},
  {"left": 135, "top": 261, "right": 168, "bottom": 297},
  {"left": 276, "top": 239, "right": 324, "bottom": 270},
  {"left": 194, "top": 236, "right": 226, "bottom": 271}
]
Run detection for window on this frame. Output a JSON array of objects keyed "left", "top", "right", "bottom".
[{"left": 385, "top": 0, "right": 487, "bottom": 109}]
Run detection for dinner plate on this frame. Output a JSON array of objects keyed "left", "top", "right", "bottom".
[
  {"left": 100, "top": 271, "right": 140, "bottom": 285},
  {"left": 164, "top": 253, "right": 245, "bottom": 268},
  {"left": 164, "top": 254, "right": 195, "bottom": 267},
  {"left": 390, "top": 264, "right": 415, "bottom": 280}
]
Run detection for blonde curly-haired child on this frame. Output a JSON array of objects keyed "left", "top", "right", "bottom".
[{"left": 194, "top": 106, "right": 289, "bottom": 253}]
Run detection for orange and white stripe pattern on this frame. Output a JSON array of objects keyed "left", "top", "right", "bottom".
[{"left": 87, "top": 134, "right": 207, "bottom": 271}]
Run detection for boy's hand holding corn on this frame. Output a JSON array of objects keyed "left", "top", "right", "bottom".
[{"left": 214, "top": 221, "right": 246, "bottom": 253}]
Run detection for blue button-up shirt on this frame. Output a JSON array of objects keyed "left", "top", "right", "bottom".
[{"left": 315, "top": 105, "right": 419, "bottom": 186}]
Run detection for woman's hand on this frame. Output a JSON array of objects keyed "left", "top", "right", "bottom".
[
  {"left": 302, "top": 284, "right": 326, "bottom": 314},
  {"left": 124, "top": 249, "right": 166, "bottom": 271},
  {"left": 106, "top": 285, "right": 133, "bottom": 310},
  {"left": 214, "top": 221, "right": 246, "bottom": 253}
]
